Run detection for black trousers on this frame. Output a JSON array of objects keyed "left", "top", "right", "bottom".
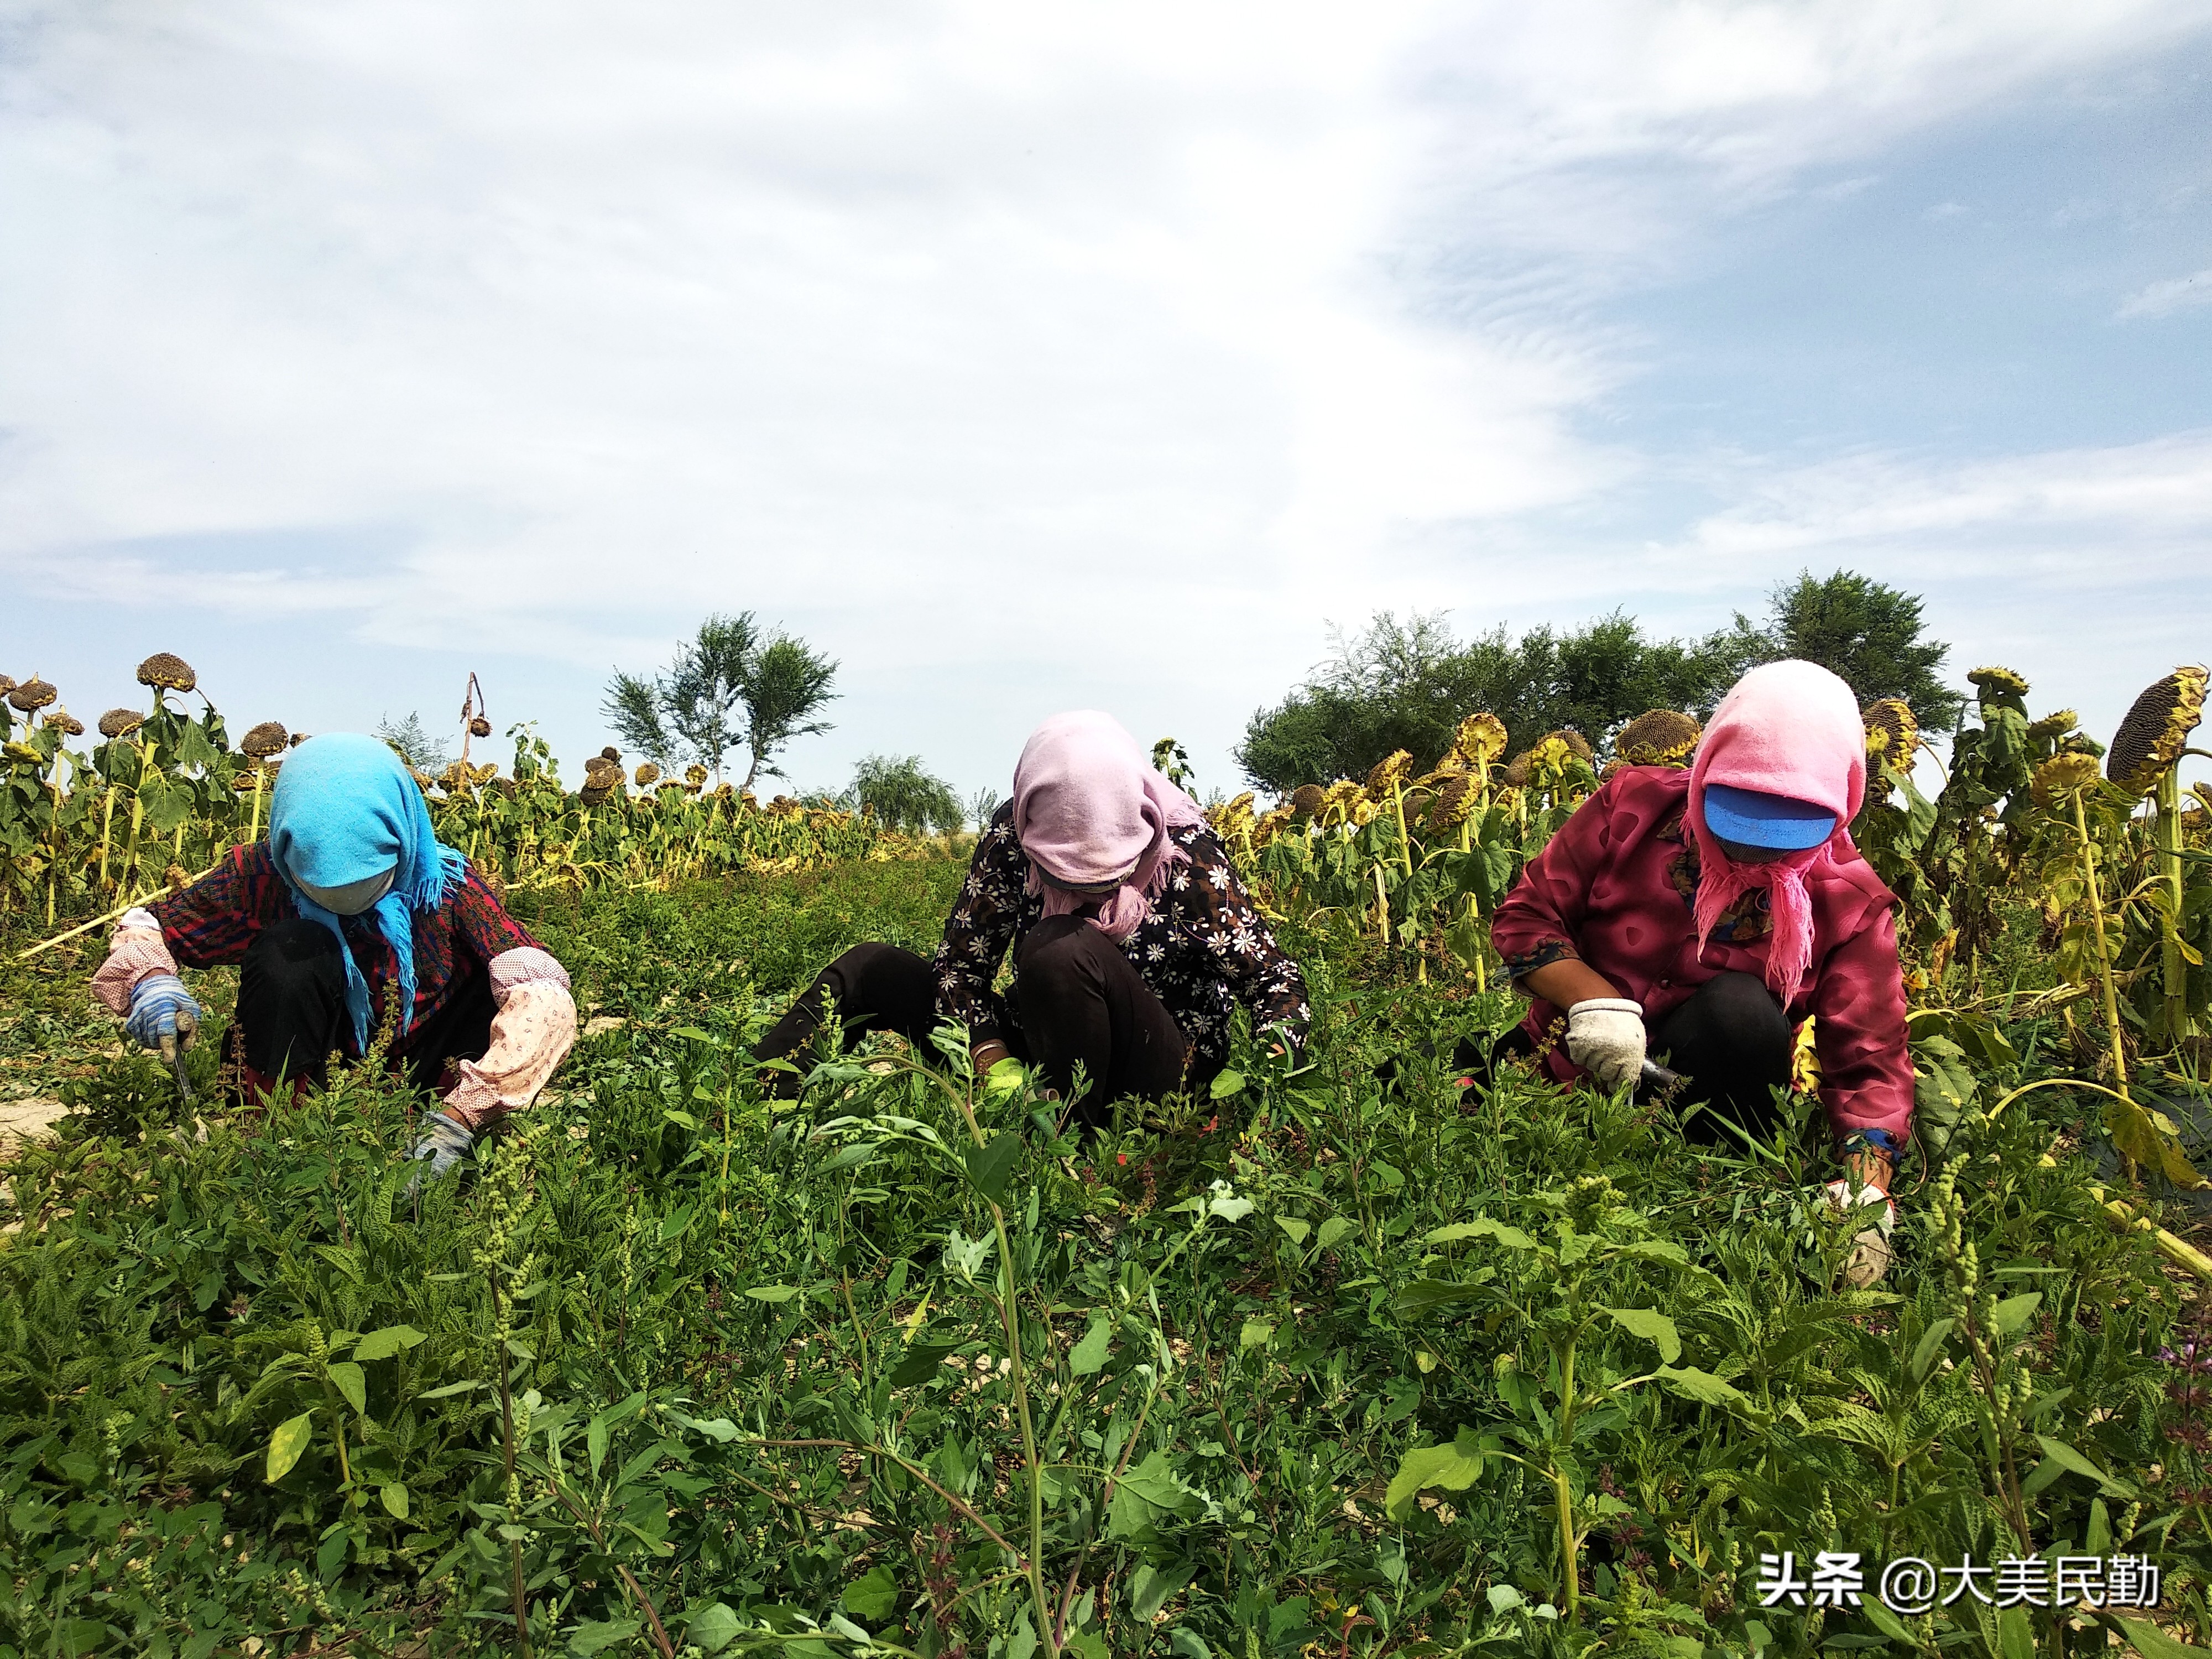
[
  {"left": 758, "top": 920, "right": 1191, "bottom": 1128},
  {"left": 232, "top": 918, "right": 497, "bottom": 1095},
  {"left": 1469, "top": 970, "right": 1795, "bottom": 1145}
]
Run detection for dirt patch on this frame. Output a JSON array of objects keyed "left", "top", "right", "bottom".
[{"left": 0, "top": 1097, "right": 69, "bottom": 1149}]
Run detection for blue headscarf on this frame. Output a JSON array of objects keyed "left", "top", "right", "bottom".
[{"left": 268, "top": 733, "right": 468, "bottom": 1054}]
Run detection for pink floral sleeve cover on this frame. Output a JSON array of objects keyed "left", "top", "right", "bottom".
[{"left": 1488, "top": 766, "right": 1914, "bottom": 1146}]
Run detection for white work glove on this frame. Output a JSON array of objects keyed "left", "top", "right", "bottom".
[
  {"left": 405, "top": 1110, "right": 475, "bottom": 1196},
  {"left": 1564, "top": 998, "right": 1646, "bottom": 1089},
  {"left": 1823, "top": 1177, "right": 1896, "bottom": 1289}
]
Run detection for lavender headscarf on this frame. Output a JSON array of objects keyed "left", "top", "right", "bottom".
[{"left": 1011, "top": 712, "right": 1207, "bottom": 942}]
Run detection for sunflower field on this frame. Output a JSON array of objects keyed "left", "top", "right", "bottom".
[{"left": 1, "top": 655, "right": 2211, "bottom": 1658}]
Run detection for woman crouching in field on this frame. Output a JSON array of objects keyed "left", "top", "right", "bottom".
[
  {"left": 759, "top": 710, "right": 1309, "bottom": 1128},
  {"left": 91, "top": 733, "right": 577, "bottom": 1186},
  {"left": 1488, "top": 660, "right": 1911, "bottom": 1284}
]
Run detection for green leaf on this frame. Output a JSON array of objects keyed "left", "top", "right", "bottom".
[
  {"left": 842, "top": 1564, "right": 900, "bottom": 1622},
  {"left": 2032, "top": 1434, "right": 2136, "bottom": 1498},
  {"left": 588, "top": 1415, "right": 609, "bottom": 1477},
  {"left": 1391, "top": 1279, "right": 1487, "bottom": 1316},
  {"left": 2110, "top": 1615, "right": 2211, "bottom": 1657},
  {"left": 1314, "top": 1215, "right": 1354, "bottom": 1251},
  {"left": 1463, "top": 1215, "right": 1537, "bottom": 1250},
  {"left": 1108, "top": 1449, "right": 1203, "bottom": 1537},
  {"left": 1612, "top": 1238, "right": 1691, "bottom": 1267},
  {"left": 660, "top": 1203, "right": 696, "bottom": 1243},
  {"left": 1860, "top": 1597, "right": 1914, "bottom": 1645},
  {"left": 1239, "top": 1318, "right": 1275, "bottom": 1350},
  {"left": 1275, "top": 1217, "right": 1311, "bottom": 1249},
  {"left": 1992, "top": 1291, "right": 2043, "bottom": 1336},
  {"left": 415, "top": 1379, "right": 482, "bottom": 1400},
  {"left": 662, "top": 1108, "right": 699, "bottom": 1130},
  {"left": 962, "top": 1132, "right": 1024, "bottom": 1203},
  {"left": 327, "top": 1361, "right": 367, "bottom": 1417},
  {"left": 1997, "top": 1607, "right": 2035, "bottom": 1659},
  {"left": 745, "top": 1285, "right": 800, "bottom": 1302},
  {"left": 1007, "top": 1610, "right": 1039, "bottom": 1659},
  {"left": 1069, "top": 1316, "right": 1113, "bottom": 1376},
  {"left": 266, "top": 1411, "right": 315, "bottom": 1483},
  {"left": 1209, "top": 1069, "right": 1245, "bottom": 1100},
  {"left": 379, "top": 1483, "right": 409, "bottom": 1519},
  {"left": 889, "top": 1341, "right": 961, "bottom": 1389},
  {"left": 1131, "top": 1562, "right": 1196, "bottom": 1623},
  {"left": 352, "top": 1325, "right": 429, "bottom": 1363},
  {"left": 1601, "top": 1307, "right": 1682, "bottom": 1364},
  {"left": 568, "top": 1619, "right": 643, "bottom": 1656},
  {"left": 1167, "top": 1632, "right": 1212, "bottom": 1659},
  {"left": 1655, "top": 1366, "right": 1749, "bottom": 1408},
  {"left": 1385, "top": 1426, "right": 1488, "bottom": 1520},
  {"left": 1911, "top": 1318, "right": 1954, "bottom": 1383},
  {"left": 684, "top": 1603, "right": 744, "bottom": 1656},
  {"left": 670, "top": 1026, "right": 715, "bottom": 1043}
]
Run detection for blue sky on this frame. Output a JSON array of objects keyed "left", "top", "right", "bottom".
[{"left": 5, "top": 2, "right": 2209, "bottom": 801}]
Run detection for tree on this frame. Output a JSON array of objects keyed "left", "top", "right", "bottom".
[
  {"left": 968, "top": 787, "right": 1003, "bottom": 831},
  {"left": 845, "top": 754, "right": 963, "bottom": 834},
  {"left": 1234, "top": 573, "right": 1963, "bottom": 792},
  {"left": 1751, "top": 570, "right": 1965, "bottom": 729},
  {"left": 375, "top": 712, "right": 450, "bottom": 770},
  {"left": 603, "top": 613, "right": 839, "bottom": 787}
]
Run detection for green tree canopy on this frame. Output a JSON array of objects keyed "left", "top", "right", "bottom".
[
  {"left": 1234, "top": 571, "right": 1958, "bottom": 791},
  {"left": 844, "top": 754, "right": 963, "bottom": 835},
  {"left": 603, "top": 612, "right": 839, "bottom": 788}
]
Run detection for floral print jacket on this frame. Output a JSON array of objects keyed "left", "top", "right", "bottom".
[
  {"left": 933, "top": 807, "right": 1310, "bottom": 1075},
  {"left": 1489, "top": 766, "right": 1913, "bottom": 1145}
]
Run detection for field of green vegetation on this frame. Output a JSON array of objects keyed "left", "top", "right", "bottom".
[{"left": 2, "top": 820, "right": 2210, "bottom": 1659}]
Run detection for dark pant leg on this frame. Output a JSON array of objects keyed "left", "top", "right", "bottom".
[
  {"left": 236, "top": 919, "right": 353, "bottom": 1089},
  {"left": 1650, "top": 971, "right": 1795, "bottom": 1145},
  {"left": 756, "top": 943, "right": 942, "bottom": 1095},
  {"left": 1013, "top": 916, "right": 1189, "bottom": 1129},
  {"left": 394, "top": 967, "right": 499, "bottom": 1096}
]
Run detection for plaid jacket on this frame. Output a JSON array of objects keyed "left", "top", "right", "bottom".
[{"left": 151, "top": 843, "right": 542, "bottom": 1060}]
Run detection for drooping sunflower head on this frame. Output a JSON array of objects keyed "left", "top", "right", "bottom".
[
  {"left": 1861, "top": 700, "right": 1918, "bottom": 764},
  {"left": 2031, "top": 750, "right": 2103, "bottom": 806},
  {"left": 1363, "top": 749, "right": 1413, "bottom": 798},
  {"left": 1968, "top": 665, "right": 2030, "bottom": 699},
  {"left": 240, "top": 720, "right": 290, "bottom": 760},
  {"left": 44, "top": 709, "right": 84, "bottom": 738},
  {"left": 1614, "top": 709, "right": 1702, "bottom": 768},
  {"left": 1452, "top": 712, "right": 1510, "bottom": 766},
  {"left": 601, "top": 745, "right": 622, "bottom": 763},
  {"left": 468, "top": 716, "right": 493, "bottom": 738},
  {"left": 409, "top": 768, "right": 435, "bottom": 792},
  {"left": 2026, "top": 709, "right": 2080, "bottom": 744},
  {"left": 8, "top": 677, "right": 56, "bottom": 713},
  {"left": 634, "top": 763, "right": 661, "bottom": 787},
  {"left": 685, "top": 763, "right": 709, "bottom": 787},
  {"left": 1290, "top": 783, "right": 1327, "bottom": 817},
  {"left": 2106, "top": 665, "right": 2208, "bottom": 795},
  {"left": 1499, "top": 752, "right": 1535, "bottom": 790},
  {"left": 1427, "top": 773, "right": 1478, "bottom": 831},
  {"left": 1541, "top": 728, "right": 1595, "bottom": 763},
  {"left": 438, "top": 760, "right": 472, "bottom": 794},
  {"left": 135, "top": 653, "right": 197, "bottom": 694},
  {"left": 98, "top": 708, "right": 145, "bottom": 740},
  {"left": 578, "top": 781, "right": 613, "bottom": 808}
]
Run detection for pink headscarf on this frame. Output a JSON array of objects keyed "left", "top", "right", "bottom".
[
  {"left": 1686, "top": 660, "right": 1867, "bottom": 1006},
  {"left": 1011, "top": 711, "right": 1208, "bottom": 942}
]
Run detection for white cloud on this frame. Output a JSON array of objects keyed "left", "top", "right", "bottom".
[
  {"left": 2119, "top": 267, "right": 2212, "bottom": 320},
  {"left": 4, "top": 1, "right": 2210, "bottom": 784}
]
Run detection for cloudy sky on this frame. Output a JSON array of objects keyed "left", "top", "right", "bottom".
[{"left": 6, "top": 1, "right": 2210, "bottom": 799}]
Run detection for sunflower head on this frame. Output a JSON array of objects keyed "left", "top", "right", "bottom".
[
  {"left": 135, "top": 653, "right": 197, "bottom": 694},
  {"left": 578, "top": 781, "right": 613, "bottom": 808},
  {"left": 2032, "top": 750, "right": 2103, "bottom": 806},
  {"left": 601, "top": 745, "right": 622, "bottom": 763},
  {"left": 1615, "top": 709, "right": 1702, "bottom": 768},
  {"left": 42, "top": 709, "right": 84, "bottom": 738},
  {"left": 1363, "top": 749, "right": 1414, "bottom": 798},
  {"left": 240, "top": 720, "right": 290, "bottom": 760},
  {"left": 7, "top": 677, "right": 56, "bottom": 713},
  {"left": 1499, "top": 752, "right": 1535, "bottom": 790},
  {"left": 1290, "top": 783, "right": 1327, "bottom": 817},
  {"left": 1541, "top": 728, "right": 1595, "bottom": 763},
  {"left": 634, "top": 763, "right": 661, "bottom": 787},
  {"left": 1452, "top": 712, "right": 1510, "bottom": 766},
  {"left": 1968, "top": 665, "right": 2030, "bottom": 698},
  {"left": 1861, "top": 700, "right": 1919, "bottom": 764},
  {"left": 685, "top": 763, "right": 709, "bottom": 787},
  {"left": 98, "top": 708, "right": 144, "bottom": 740},
  {"left": 2027, "top": 709, "right": 2080, "bottom": 744},
  {"left": 468, "top": 716, "right": 493, "bottom": 738},
  {"left": 2107, "top": 665, "right": 2208, "bottom": 795},
  {"left": 1427, "top": 773, "right": 1478, "bottom": 831}
]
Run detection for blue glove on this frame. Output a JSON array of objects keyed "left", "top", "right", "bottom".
[
  {"left": 124, "top": 974, "right": 203, "bottom": 1051},
  {"left": 405, "top": 1111, "right": 474, "bottom": 1194}
]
